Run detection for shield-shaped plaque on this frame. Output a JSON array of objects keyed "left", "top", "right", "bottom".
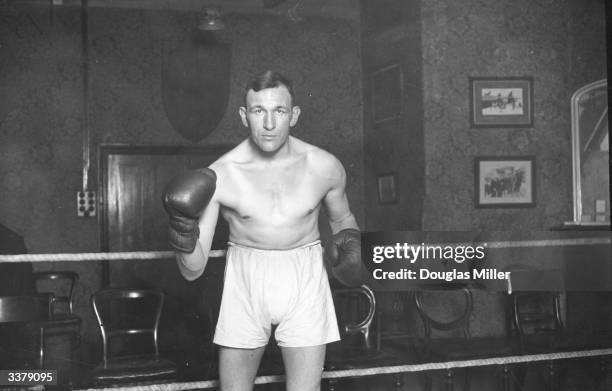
[{"left": 162, "top": 32, "right": 230, "bottom": 143}]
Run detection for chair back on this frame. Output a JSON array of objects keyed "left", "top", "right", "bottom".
[
  {"left": 414, "top": 286, "right": 473, "bottom": 339},
  {"left": 34, "top": 271, "right": 78, "bottom": 318},
  {"left": 332, "top": 285, "right": 376, "bottom": 349},
  {"left": 91, "top": 288, "right": 164, "bottom": 362},
  {"left": 505, "top": 265, "right": 565, "bottom": 343},
  {"left": 512, "top": 291, "right": 564, "bottom": 350}
]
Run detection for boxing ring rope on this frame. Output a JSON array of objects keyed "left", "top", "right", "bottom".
[
  {"left": 476, "top": 236, "right": 610, "bottom": 249},
  {"left": 0, "top": 236, "right": 609, "bottom": 263},
  {"left": 0, "top": 250, "right": 227, "bottom": 263},
  {"left": 72, "top": 348, "right": 612, "bottom": 391}
]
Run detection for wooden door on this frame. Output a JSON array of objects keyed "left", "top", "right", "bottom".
[
  {"left": 100, "top": 146, "right": 229, "bottom": 295},
  {"left": 101, "top": 146, "right": 229, "bottom": 248}
]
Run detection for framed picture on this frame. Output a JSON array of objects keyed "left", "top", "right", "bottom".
[
  {"left": 474, "top": 156, "right": 536, "bottom": 208},
  {"left": 370, "top": 63, "right": 402, "bottom": 124},
  {"left": 377, "top": 172, "right": 398, "bottom": 205},
  {"left": 469, "top": 77, "right": 533, "bottom": 128}
]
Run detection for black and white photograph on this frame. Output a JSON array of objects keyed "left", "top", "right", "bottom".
[
  {"left": 0, "top": 0, "right": 610, "bottom": 390},
  {"left": 475, "top": 156, "right": 535, "bottom": 208},
  {"left": 470, "top": 77, "right": 534, "bottom": 128}
]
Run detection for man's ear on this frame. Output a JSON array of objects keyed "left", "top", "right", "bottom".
[
  {"left": 239, "top": 106, "right": 249, "bottom": 128},
  {"left": 290, "top": 105, "right": 301, "bottom": 127}
]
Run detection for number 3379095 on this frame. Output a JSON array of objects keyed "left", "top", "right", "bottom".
[{"left": 1, "top": 370, "right": 56, "bottom": 385}]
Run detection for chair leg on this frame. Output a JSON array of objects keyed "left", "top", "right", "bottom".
[
  {"left": 501, "top": 365, "right": 511, "bottom": 391},
  {"left": 514, "top": 363, "right": 527, "bottom": 391},
  {"left": 598, "top": 357, "right": 607, "bottom": 391},
  {"left": 38, "top": 327, "right": 45, "bottom": 369},
  {"left": 393, "top": 373, "right": 403, "bottom": 390},
  {"left": 421, "top": 372, "right": 432, "bottom": 391},
  {"left": 445, "top": 369, "right": 454, "bottom": 391},
  {"left": 69, "top": 328, "right": 82, "bottom": 386},
  {"left": 546, "top": 360, "right": 556, "bottom": 391},
  {"left": 328, "top": 378, "right": 338, "bottom": 391},
  {"left": 463, "top": 367, "right": 471, "bottom": 391}
]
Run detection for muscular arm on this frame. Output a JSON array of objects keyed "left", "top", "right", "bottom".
[
  {"left": 320, "top": 155, "right": 372, "bottom": 287},
  {"left": 323, "top": 158, "right": 359, "bottom": 233}
]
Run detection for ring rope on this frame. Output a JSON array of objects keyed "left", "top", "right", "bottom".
[
  {"left": 74, "top": 348, "right": 612, "bottom": 391},
  {"left": 476, "top": 237, "right": 611, "bottom": 249},
  {"left": 0, "top": 250, "right": 227, "bottom": 263},
  {"left": 0, "top": 236, "right": 608, "bottom": 263}
]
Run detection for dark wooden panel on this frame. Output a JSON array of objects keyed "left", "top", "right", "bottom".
[
  {"left": 100, "top": 145, "right": 231, "bottom": 290},
  {"left": 106, "top": 153, "right": 189, "bottom": 252},
  {"left": 361, "top": 0, "right": 425, "bottom": 230},
  {"left": 101, "top": 145, "right": 231, "bottom": 252}
]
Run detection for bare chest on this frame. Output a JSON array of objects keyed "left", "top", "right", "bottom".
[{"left": 219, "top": 163, "right": 327, "bottom": 221}]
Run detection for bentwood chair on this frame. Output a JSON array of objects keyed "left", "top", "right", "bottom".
[
  {"left": 33, "top": 271, "right": 83, "bottom": 386},
  {"left": 33, "top": 271, "right": 79, "bottom": 319},
  {"left": 325, "top": 285, "right": 402, "bottom": 390},
  {"left": 91, "top": 288, "right": 178, "bottom": 386},
  {"left": 512, "top": 291, "right": 571, "bottom": 353},
  {"left": 0, "top": 293, "right": 53, "bottom": 370},
  {"left": 511, "top": 291, "right": 571, "bottom": 390},
  {"left": 413, "top": 285, "right": 518, "bottom": 391},
  {"left": 506, "top": 266, "right": 572, "bottom": 390},
  {"left": 332, "top": 285, "right": 377, "bottom": 349}
]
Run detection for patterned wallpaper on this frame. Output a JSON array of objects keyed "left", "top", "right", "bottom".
[
  {"left": 0, "top": 6, "right": 90, "bottom": 252},
  {"left": 420, "top": 0, "right": 607, "bottom": 230}
]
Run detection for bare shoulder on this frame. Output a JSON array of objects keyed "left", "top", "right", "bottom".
[
  {"left": 295, "top": 138, "right": 346, "bottom": 182},
  {"left": 208, "top": 140, "right": 249, "bottom": 178}
]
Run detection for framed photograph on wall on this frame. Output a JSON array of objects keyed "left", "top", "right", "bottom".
[
  {"left": 474, "top": 156, "right": 536, "bottom": 208},
  {"left": 469, "top": 77, "right": 533, "bottom": 128},
  {"left": 377, "top": 172, "right": 398, "bottom": 205},
  {"left": 370, "top": 63, "right": 402, "bottom": 124}
]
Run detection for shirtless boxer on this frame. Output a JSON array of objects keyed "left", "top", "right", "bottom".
[{"left": 162, "top": 70, "right": 366, "bottom": 391}]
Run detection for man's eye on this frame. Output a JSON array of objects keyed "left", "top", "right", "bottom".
[
  {"left": 276, "top": 109, "right": 286, "bottom": 114},
  {"left": 253, "top": 109, "right": 263, "bottom": 114}
]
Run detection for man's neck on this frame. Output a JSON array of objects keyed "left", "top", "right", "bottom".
[{"left": 248, "top": 136, "right": 294, "bottom": 163}]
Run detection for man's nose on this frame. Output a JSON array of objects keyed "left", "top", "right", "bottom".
[{"left": 263, "top": 113, "right": 275, "bottom": 130}]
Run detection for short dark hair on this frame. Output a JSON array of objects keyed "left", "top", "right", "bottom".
[{"left": 244, "top": 70, "right": 295, "bottom": 106}]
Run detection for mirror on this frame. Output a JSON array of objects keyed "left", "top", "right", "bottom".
[{"left": 569, "top": 79, "right": 610, "bottom": 226}]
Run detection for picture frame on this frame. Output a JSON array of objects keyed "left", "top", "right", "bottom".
[
  {"left": 474, "top": 156, "right": 536, "bottom": 208},
  {"left": 469, "top": 77, "right": 533, "bottom": 128},
  {"left": 377, "top": 172, "right": 398, "bottom": 205},
  {"left": 370, "top": 63, "right": 402, "bottom": 124}
]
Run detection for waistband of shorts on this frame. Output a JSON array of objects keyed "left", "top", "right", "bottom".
[{"left": 227, "top": 240, "right": 321, "bottom": 252}]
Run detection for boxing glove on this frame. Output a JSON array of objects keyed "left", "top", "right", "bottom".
[
  {"left": 162, "top": 168, "right": 216, "bottom": 253},
  {"left": 325, "top": 228, "right": 365, "bottom": 287}
]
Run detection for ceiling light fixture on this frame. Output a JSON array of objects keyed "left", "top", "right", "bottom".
[{"left": 197, "top": 7, "right": 225, "bottom": 31}]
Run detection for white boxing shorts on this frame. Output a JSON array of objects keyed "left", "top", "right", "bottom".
[{"left": 213, "top": 240, "right": 340, "bottom": 348}]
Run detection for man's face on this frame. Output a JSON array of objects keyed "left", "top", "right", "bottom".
[{"left": 239, "top": 85, "right": 300, "bottom": 154}]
